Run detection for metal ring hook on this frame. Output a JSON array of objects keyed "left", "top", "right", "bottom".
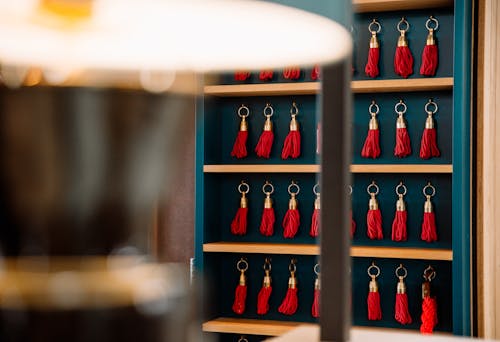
[
  {"left": 263, "top": 258, "right": 272, "bottom": 272},
  {"left": 289, "top": 259, "right": 297, "bottom": 273},
  {"left": 367, "top": 262, "right": 381, "bottom": 278},
  {"left": 367, "top": 181, "right": 379, "bottom": 196},
  {"left": 262, "top": 181, "right": 274, "bottom": 195},
  {"left": 395, "top": 264, "right": 408, "bottom": 279},
  {"left": 288, "top": 181, "right": 300, "bottom": 196},
  {"left": 314, "top": 263, "right": 320, "bottom": 276},
  {"left": 397, "top": 17, "right": 410, "bottom": 33},
  {"left": 423, "top": 265, "right": 436, "bottom": 281},
  {"left": 425, "top": 99, "right": 438, "bottom": 114},
  {"left": 238, "top": 182, "right": 250, "bottom": 194},
  {"left": 238, "top": 104, "right": 250, "bottom": 118},
  {"left": 313, "top": 183, "right": 320, "bottom": 196},
  {"left": 290, "top": 102, "right": 299, "bottom": 116},
  {"left": 237, "top": 258, "right": 248, "bottom": 272},
  {"left": 423, "top": 182, "right": 436, "bottom": 197},
  {"left": 368, "top": 19, "right": 381, "bottom": 34},
  {"left": 394, "top": 100, "right": 407, "bottom": 114},
  {"left": 396, "top": 182, "right": 407, "bottom": 196},
  {"left": 426, "top": 16, "right": 439, "bottom": 31},
  {"left": 349, "top": 185, "right": 353, "bottom": 196},
  {"left": 369, "top": 101, "right": 380, "bottom": 115},
  {"left": 263, "top": 103, "right": 274, "bottom": 118}
]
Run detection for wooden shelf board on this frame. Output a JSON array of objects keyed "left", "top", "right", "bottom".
[
  {"left": 203, "top": 242, "right": 453, "bottom": 260},
  {"left": 204, "top": 78, "right": 453, "bottom": 96},
  {"left": 351, "top": 77, "right": 453, "bottom": 93},
  {"left": 202, "top": 317, "right": 313, "bottom": 336},
  {"left": 353, "top": 0, "right": 453, "bottom": 13},
  {"left": 203, "top": 164, "right": 319, "bottom": 173},
  {"left": 203, "top": 242, "right": 319, "bottom": 255},
  {"left": 351, "top": 246, "right": 453, "bottom": 261},
  {"left": 350, "top": 164, "right": 453, "bottom": 173},
  {"left": 204, "top": 164, "right": 452, "bottom": 174},
  {"left": 204, "top": 82, "right": 319, "bottom": 97}
]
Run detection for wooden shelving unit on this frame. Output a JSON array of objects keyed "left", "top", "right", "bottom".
[
  {"left": 202, "top": 317, "right": 311, "bottom": 336},
  {"left": 204, "top": 164, "right": 452, "bottom": 174},
  {"left": 353, "top": 0, "right": 453, "bottom": 13},
  {"left": 203, "top": 242, "right": 453, "bottom": 261},
  {"left": 204, "top": 78, "right": 453, "bottom": 97}
]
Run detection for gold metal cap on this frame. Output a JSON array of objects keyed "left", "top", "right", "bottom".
[
  {"left": 369, "top": 196, "right": 378, "bottom": 210},
  {"left": 426, "top": 30, "right": 435, "bottom": 45},
  {"left": 424, "top": 198, "right": 433, "bottom": 213},
  {"left": 288, "top": 275, "right": 297, "bottom": 289},
  {"left": 369, "top": 116, "right": 378, "bottom": 130},
  {"left": 422, "top": 281, "right": 431, "bottom": 298},
  {"left": 239, "top": 272, "right": 246, "bottom": 286},
  {"left": 397, "top": 279, "right": 406, "bottom": 294},
  {"left": 397, "top": 33, "right": 408, "bottom": 47},
  {"left": 240, "top": 194, "right": 248, "bottom": 208},
  {"left": 290, "top": 116, "right": 299, "bottom": 131},
  {"left": 396, "top": 115, "right": 406, "bottom": 129},
  {"left": 264, "top": 117, "right": 273, "bottom": 131},
  {"left": 240, "top": 117, "right": 248, "bottom": 131},
  {"left": 425, "top": 115, "right": 435, "bottom": 129},
  {"left": 396, "top": 197, "right": 405, "bottom": 211},
  {"left": 314, "top": 197, "right": 321, "bottom": 210},
  {"left": 289, "top": 196, "right": 297, "bottom": 210},
  {"left": 264, "top": 196, "right": 272, "bottom": 209},
  {"left": 370, "top": 34, "right": 379, "bottom": 48},
  {"left": 369, "top": 279, "right": 378, "bottom": 292}
]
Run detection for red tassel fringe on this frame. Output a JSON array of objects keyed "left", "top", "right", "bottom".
[
  {"left": 310, "top": 208, "right": 320, "bottom": 237},
  {"left": 281, "top": 130, "right": 301, "bottom": 159},
  {"left": 391, "top": 210, "right": 408, "bottom": 242},
  {"left": 230, "top": 207, "right": 248, "bottom": 236},
  {"left": 351, "top": 210, "right": 357, "bottom": 239},
  {"left": 420, "top": 44, "right": 438, "bottom": 77},
  {"left": 278, "top": 287, "right": 298, "bottom": 315},
  {"left": 420, "top": 128, "right": 440, "bottom": 159},
  {"left": 255, "top": 130, "right": 274, "bottom": 159},
  {"left": 232, "top": 284, "right": 247, "bottom": 315},
  {"left": 394, "top": 46, "right": 414, "bottom": 78},
  {"left": 395, "top": 293, "right": 413, "bottom": 324},
  {"left": 367, "top": 291, "right": 382, "bottom": 320},
  {"left": 312, "top": 288, "right": 320, "bottom": 318},
  {"left": 394, "top": 127, "right": 411, "bottom": 158},
  {"left": 420, "top": 297, "right": 438, "bottom": 334},
  {"left": 257, "top": 286, "right": 272, "bottom": 315},
  {"left": 365, "top": 47, "right": 380, "bottom": 78},
  {"left": 234, "top": 71, "right": 250, "bottom": 81},
  {"left": 231, "top": 130, "right": 248, "bottom": 159},
  {"left": 361, "top": 129, "right": 381, "bottom": 159},
  {"left": 421, "top": 212, "right": 438, "bottom": 242},
  {"left": 283, "top": 209, "right": 300, "bottom": 239},
  {"left": 283, "top": 67, "right": 301, "bottom": 80},
  {"left": 259, "top": 207, "right": 275, "bottom": 237},
  {"left": 259, "top": 70, "right": 274, "bottom": 81},
  {"left": 367, "top": 208, "right": 383, "bottom": 240},
  {"left": 311, "top": 65, "right": 320, "bottom": 80}
]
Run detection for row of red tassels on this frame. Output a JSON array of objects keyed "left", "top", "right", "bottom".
[{"left": 235, "top": 65, "right": 320, "bottom": 82}]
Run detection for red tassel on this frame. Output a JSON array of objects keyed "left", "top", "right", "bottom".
[
  {"left": 350, "top": 209, "right": 356, "bottom": 239},
  {"left": 361, "top": 102, "right": 381, "bottom": 159},
  {"left": 420, "top": 266, "right": 438, "bottom": 334},
  {"left": 312, "top": 264, "right": 320, "bottom": 318},
  {"left": 232, "top": 259, "right": 248, "bottom": 315},
  {"left": 310, "top": 209, "right": 320, "bottom": 237},
  {"left": 259, "top": 69, "right": 274, "bottom": 81},
  {"left": 395, "top": 293, "right": 413, "bottom": 324},
  {"left": 394, "top": 127, "right": 411, "bottom": 157},
  {"left": 420, "top": 18, "right": 439, "bottom": 76},
  {"left": 283, "top": 209, "right": 300, "bottom": 239},
  {"left": 394, "top": 19, "right": 413, "bottom": 78},
  {"left": 367, "top": 263, "right": 382, "bottom": 321},
  {"left": 278, "top": 262, "right": 298, "bottom": 316},
  {"left": 420, "top": 101, "right": 440, "bottom": 159},
  {"left": 281, "top": 103, "right": 301, "bottom": 159},
  {"left": 395, "top": 264, "right": 412, "bottom": 324},
  {"left": 231, "top": 183, "right": 249, "bottom": 236},
  {"left": 259, "top": 182, "right": 275, "bottom": 237},
  {"left": 421, "top": 212, "right": 437, "bottom": 242},
  {"left": 367, "top": 209, "right": 383, "bottom": 240},
  {"left": 391, "top": 183, "right": 408, "bottom": 241},
  {"left": 283, "top": 66, "right": 301, "bottom": 80},
  {"left": 231, "top": 105, "right": 249, "bottom": 159},
  {"left": 310, "top": 184, "right": 320, "bottom": 237},
  {"left": 311, "top": 65, "right": 320, "bottom": 80},
  {"left": 234, "top": 71, "right": 250, "bottom": 81},
  {"left": 255, "top": 104, "right": 274, "bottom": 159},
  {"left": 257, "top": 259, "right": 272, "bottom": 315},
  {"left": 365, "top": 21, "right": 381, "bottom": 78}
]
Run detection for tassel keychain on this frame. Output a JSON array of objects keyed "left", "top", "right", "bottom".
[
  {"left": 281, "top": 102, "right": 301, "bottom": 159},
  {"left": 350, "top": 185, "right": 356, "bottom": 238},
  {"left": 395, "top": 264, "right": 412, "bottom": 324},
  {"left": 367, "top": 262, "right": 382, "bottom": 320},
  {"left": 312, "top": 263, "right": 320, "bottom": 318},
  {"left": 394, "top": 100, "right": 411, "bottom": 158},
  {"left": 394, "top": 17, "right": 414, "bottom": 78},
  {"left": 367, "top": 181, "right": 383, "bottom": 240},
  {"left": 420, "top": 99, "right": 441, "bottom": 159},
  {"left": 310, "top": 183, "right": 320, "bottom": 237},
  {"left": 283, "top": 181, "right": 300, "bottom": 238},
  {"left": 365, "top": 19, "right": 381, "bottom": 78},
  {"left": 391, "top": 182, "right": 408, "bottom": 242},
  {"left": 259, "top": 181, "right": 275, "bottom": 237},
  {"left": 278, "top": 259, "right": 299, "bottom": 315},
  {"left": 232, "top": 258, "right": 249, "bottom": 315},
  {"left": 421, "top": 182, "right": 438, "bottom": 242},
  {"left": 257, "top": 258, "right": 273, "bottom": 315},
  {"left": 259, "top": 69, "right": 274, "bottom": 81},
  {"left": 361, "top": 101, "right": 381, "bottom": 159},
  {"left": 420, "top": 266, "right": 438, "bottom": 334},
  {"left": 255, "top": 103, "right": 274, "bottom": 159},
  {"left": 230, "top": 105, "right": 250, "bottom": 159},
  {"left": 420, "top": 16, "right": 439, "bottom": 76},
  {"left": 283, "top": 66, "right": 301, "bottom": 80},
  {"left": 234, "top": 71, "right": 251, "bottom": 81},
  {"left": 311, "top": 65, "right": 320, "bottom": 80},
  {"left": 231, "top": 182, "right": 249, "bottom": 236}
]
